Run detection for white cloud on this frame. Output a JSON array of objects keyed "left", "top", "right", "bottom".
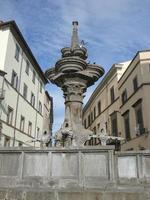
[{"left": 1, "top": 0, "right": 150, "bottom": 131}]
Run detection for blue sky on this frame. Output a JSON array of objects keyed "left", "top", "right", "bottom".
[{"left": 1, "top": 0, "right": 150, "bottom": 132}]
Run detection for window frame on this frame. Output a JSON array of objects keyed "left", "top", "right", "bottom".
[
  {"left": 25, "top": 60, "right": 30, "bottom": 75},
  {"left": 84, "top": 119, "right": 87, "bottom": 128},
  {"left": 28, "top": 121, "right": 32, "bottom": 135},
  {"left": 23, "top": 83, "right": 28, "bottom": 99},
  {"left": 133, "top": 76, "right": 138, "bottom": 92},
  {"left": 98, "top": 100, "right": 101, "bottom": 115},
  {"left": 88, "top": 114, "right": 91, "bottom": 127},
  {"left": 40, "top": 81, "right": 42, "bottom": 93},
  {"left": 32, "top": 70, "right": 36, "bottom": 84},
  {"left": 133, "top": 101, "right": 144, "bottom": 135},
  {"left": 39, "top": 101, "right": 42, "bottom": 114},
  {"left": 110, "top": 112, "right": 118, "bottom": 136},
  {"left": 20, "top": 115, "right": 25, "bottom": 132},
  {"left": 11, "top": 70, "right": 18, "bottom": 90},
  {"left": 4, "top": 136, "right": 10, "bottom": 147},
  {"left": 110, "top": 86, "right": 115, "bottom": 103},
  {"left": 15, "top": 43, "right": 20, "bottom": 61},
  {"left": 7, "top": 106, "right": 13, "bottom": 125},
  {"left": 122, "top": 89, "right": 127, "bottom": 104},
  {"left": 123, "top": 111, "right": 131, "bottom": 141},
  {"left": 30, "top": 92, "right": 35, "bottom": 107}
]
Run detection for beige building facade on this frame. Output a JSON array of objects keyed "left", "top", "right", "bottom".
[
  {"left": 0, "top": 21, "right": 53, "bottom": 147},
  {"left": 119, "top": 51, "right": 150, "bottom": 150},
  {"left": 83, "top": 51, "right": 150, "bottom": 150},
  {"left": 42, "top": 91, "right": 53, "bottom": 140}
]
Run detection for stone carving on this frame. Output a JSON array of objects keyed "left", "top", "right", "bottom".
[
  {"left": 45, "top": 21, "right": 104, "bottom": 147},
  {"left": 90, "top": 125, "right": 125, "bottom": 146}
]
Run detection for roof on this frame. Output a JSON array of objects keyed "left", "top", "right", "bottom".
[
  {"left": 0, "top": 20, "right": 48, "bottom": 84},
  {"left": 118, "top": 50, "right": 150, "bottom": 83},
  {"left": 83, "top": 49, "right": 150, "bottom": 114},
  {"left": 82, "top": 61, "right": 131, "bottom": 114}
]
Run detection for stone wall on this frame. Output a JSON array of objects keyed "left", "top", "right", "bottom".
[{"left": 0, "top": 147, "right": 150, "bottom": 199}]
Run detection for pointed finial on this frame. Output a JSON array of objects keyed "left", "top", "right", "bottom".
[{"left": 71, "top": 21, "right": 79, "bottom": 49}]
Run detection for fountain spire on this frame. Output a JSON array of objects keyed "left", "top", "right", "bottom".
[{"left": 71, "top": 21, "right": 79, "bottom": 49}]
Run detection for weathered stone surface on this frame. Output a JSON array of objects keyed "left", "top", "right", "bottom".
[
  {"left": 26, "top": 191, "right": 55, "bottom": 200},
  {"left": 0, "top": 189, "right": 148, "bottom": 200},
  {"left": 0, "top": 148, "right": 149, "bottom": 199},
  {"left": 23, "top": 153, "right": 48, "bottom": 177},
  {"left": 0, "top": 153, "right": 21, "bottom": 176},
  {"left": 84, "top": 153, "right": 108, "bottom": 178},
  {"left": 118, "top": 156, "right": 137, "bottom": 178},
  {"left": 51, "top": 153, "right": 78, "bottom": 177},
  {"left": 103, "top": 192, "right": 144, "bottom": 200},
  {"left": 143, "top": 156, "right": 150, "bottom": 177}
]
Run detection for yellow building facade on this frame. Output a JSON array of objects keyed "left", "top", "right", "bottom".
[{"left": 83, "top": 51, "right": 150, "bottom": 150}]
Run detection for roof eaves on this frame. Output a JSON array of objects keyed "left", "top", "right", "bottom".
[{"left": 0, "top": 20, "right": 48, "bottom": 84}]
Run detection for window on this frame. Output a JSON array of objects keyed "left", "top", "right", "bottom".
[
  {"left": 123, "top": 111, "right": 131, "bottom": 140},
  {"left": 133, "top": 99, "right": 144, "bottom": 135},
  {"left": 39, "top": 101, "right": 42, "bottom": 114},
  {"left": 25, "top": 60, "right": 29, "bottom": 75},
  {"left": 15, "top": 43, "right": 20, "bottom": 61},
  {"left": 93, "top": 127, "right": 96, "bottom": 134},
  {"left": 18, "top": 142, "right": 23, "bottom": 147},
  {"left": 32, "top": 70, "right": 36, "bottom": 84},
  {"left": 105, "top": 122, "right": 108, "bottom": 132},
  {"left": 133, "top": 76, "right": 138, "bottom": 92},
  {"left": 88, "top": 114, "right": 91, "bottom": 127},
  {"left": 28, "top": 121, "right": 32, "bottom": 135},
  {"left": 94, "top": 107, "right": 96, "bottom": 119},
  {"left": 40, "top": 81, "right": 42, "bottom": 93},
  {"left": 84, "top": 119, "right": 87, "bottom": 128},
  {"left": 97, "top": 123, "right": 100, "bottom": 132},
  {"left": 110, "top": 86, "right": 115, "bottom": 103},
  {"left": 37, "top": 127, "right": 40, "bottom": 139},
  {"left": 122, "top": 89, "right": 127, "bottom": 104},
  {"left": 11, "top": 70, "right": 18, "bottom": 89},
  {"left": 7, "top": 106, "right": 13, "bottom": 125},
  {"left": 111, "top": 112, "right": 118, "bottom": 136},
  {"left": 90, "top": 112, "right": 93, "bottom": 123},
  {"left": 31, "top": 92, "right": 35, "bottom": 107},
  {"left": 4, "top": 136, "right": 10, "bottom": 147},
  {"left": 23, "top": 83, "right": 28, "bottom": 99},
  {"left": 20, "top": 115, "right": 25, "bottom": 132},
  {"left": 98, "top": 100, "right": 101, "bottom": 115}
]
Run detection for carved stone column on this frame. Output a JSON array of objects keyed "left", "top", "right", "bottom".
[{"left": 45, "top": 21, "right": 104, "bottom": 147}]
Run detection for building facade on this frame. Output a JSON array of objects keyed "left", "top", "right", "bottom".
[
  {"left": 119, "top": 51, "right": 150, "bottom": 150},
  {"left": 42, "top": 91, "right": 53, "bottom": 146},
  {"left": 0, "top": 21, "right": 53, "bottom": 147},
  {"left": 83, "top": 51, "right": 150, "bottom": 150}
]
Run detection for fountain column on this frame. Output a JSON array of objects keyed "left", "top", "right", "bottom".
[{"left": 45, "top": 21, "right": 104, "bottom": 147}]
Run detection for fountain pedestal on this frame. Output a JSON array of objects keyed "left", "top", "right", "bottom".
[{"left": 45, "top": 21, "right": 104, "bottom": 146}]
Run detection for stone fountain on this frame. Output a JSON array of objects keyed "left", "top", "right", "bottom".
[
  {"left": 45, "top": 21, "right": 104, "bottom": 147},
  {"left": 0, "top": 22, "right": 148, "bottom": 200}
]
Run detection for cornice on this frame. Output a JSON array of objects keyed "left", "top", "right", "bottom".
[{"left": 0, "top": 20, "right": 48, "bottom": 84}]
